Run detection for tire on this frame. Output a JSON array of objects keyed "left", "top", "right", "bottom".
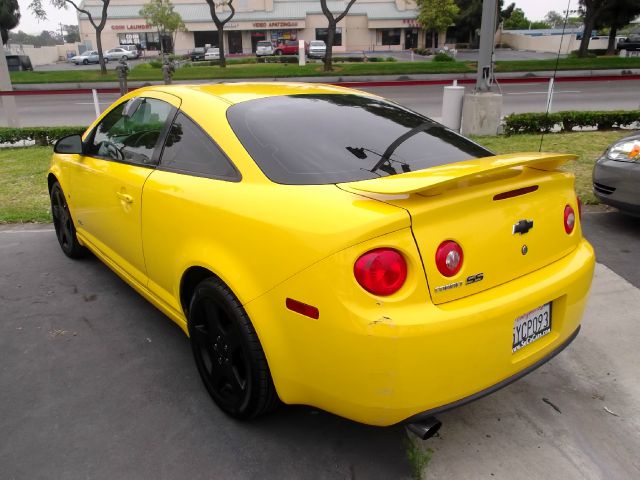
[
  {"left": 50, "top": 182, "right": 87, "bottom": 259},
  {"left": 188, "top": 277, "right": 279, "bottom": 420},
  {"left": 122, "top": 55, "right": 128, "bottom": 61},
  {"left": 82, "top": 59, "right": 88, "bottom": 65},
  {"left": 275, "top": 50, "right": 283, "bottom": 56}
]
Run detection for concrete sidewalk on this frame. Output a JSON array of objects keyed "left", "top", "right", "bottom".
[
  {"left": 7, "top": 68, "right": 640, "bottom": 93},
  {"left": 420, "top": 263, "right": 640, "bottom": 479}
]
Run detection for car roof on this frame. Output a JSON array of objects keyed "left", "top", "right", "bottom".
[{"left": 134, "top": 82, "right": 369, "bottom": 106}]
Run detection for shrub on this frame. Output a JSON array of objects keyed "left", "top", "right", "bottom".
[
  {"left": 413, "top": 48, "right": 430, "bottom": 56},
  {"left": 148, "top": 60, "right": 163, "bottom": 68},
  {"left": 503, "top": 110, "right": 640, "bottom": 135},
  {"left": 434, "top": 52, "right": 455, "bottom": 62},
  {"left": 257, "top": 55, "right": 299, "bottom": 64},
  {"left": 0, "top": 126, "right": 86, "bottom": 146}
]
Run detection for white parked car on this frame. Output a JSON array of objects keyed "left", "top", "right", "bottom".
[
  {"left": 255, "top": 40, "right": 274, "bottom": 57},
  {"left": 121, "top": 45, "right": 140, "bottom": 58},
  {"left": 205, "top": 47, "right": 220, "bottom": 61},
  {"left": 308, "top": 40, "right": 327, "bottom": 59},
  {"left": 105, "top": 47, "right": 135, "bottom": 61},
  {"left": 69, "top": 50, "right": 100, "bottom": 65}
]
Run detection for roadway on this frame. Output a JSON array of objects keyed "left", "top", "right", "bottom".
[{"left": 1, "top": 79, "right": 639, "bottom": 127}]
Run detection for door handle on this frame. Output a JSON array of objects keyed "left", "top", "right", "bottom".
[{"left": 116, "top": 192, "right": 133, "bottom": 204}]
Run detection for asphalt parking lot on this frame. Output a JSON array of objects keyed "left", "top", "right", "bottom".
[{"left": 1, "top": 211, "right": 638, "bottom": 479}]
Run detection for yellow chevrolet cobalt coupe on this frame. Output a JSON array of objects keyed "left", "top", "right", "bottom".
[{"left": 49, "top": 83, "right": 594, "bottom": 435}]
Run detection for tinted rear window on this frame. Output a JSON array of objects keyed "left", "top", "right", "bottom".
[{"left": 227, "top": 94, "right": 492, "bottom": 185}]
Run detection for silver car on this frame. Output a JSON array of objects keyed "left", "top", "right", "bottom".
[
  {"left": 593, "top": 133, "right": 640, "bottom": 216},
  {"left": 308, "top": 40, "right": 326, "bottom": 59},
  {"left": 255, "top": 40, "right": 274, "bottom": 57},
  {"left": 69, "top": 50, "right": 100, "bottom": 65},
  {"left": 105, "top": 47, "right": 134, "bottom": 61}
]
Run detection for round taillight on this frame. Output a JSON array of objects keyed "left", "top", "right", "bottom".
[
  {"left": 354, "top": 248, "right": 407, "bottom": 296},
  {"left": 435, "top": 240, "right": 463, "bottom": 277},
  {"left": 564, "top": 204, "right": 576, "bottom": 234}
]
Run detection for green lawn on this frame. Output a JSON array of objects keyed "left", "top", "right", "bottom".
[
  {"left": 0, "top": 146, "right": 52, "bottom": 223},
  {"left": 0, "top": 130, "right": 634, "bottom": 223},
  {"left": 472, "top": 130, "right": 634, "bottom": 204},
  {"left": 9, "top": 56, "right": 640, "bottom": 84}
]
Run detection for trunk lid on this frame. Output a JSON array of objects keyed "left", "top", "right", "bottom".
[{"left": 342, "top": 153, "right": 582, "bottom": 304}]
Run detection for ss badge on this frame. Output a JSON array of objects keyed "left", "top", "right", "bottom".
[{"left": 466, "top": 273, "right": 484, "bottom": 285}]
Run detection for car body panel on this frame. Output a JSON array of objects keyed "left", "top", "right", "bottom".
[
  {"left": 593, "top": 133, "right": 640, "bottom": 216},
  {"left": 204, "top": 48, "right": 220, "bottom": 60},
  {"left": 48, "top": 82, "right": 595, "bottom": 426},
  {"left": 245, "top": 230, "right": 594, "bottom": 426}
]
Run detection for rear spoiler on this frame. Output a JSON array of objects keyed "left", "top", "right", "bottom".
[{"left": 341, "top": 153, "right": 577, "bottom": 195}]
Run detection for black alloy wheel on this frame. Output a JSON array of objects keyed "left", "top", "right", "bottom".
[
  {"left": 188, "top": 278, "right": 278, "bottom": 420},
  {"left": 50, "top": 182, "right": 86, "bottom": 259}
]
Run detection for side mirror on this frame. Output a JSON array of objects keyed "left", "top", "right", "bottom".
[{"left": 54, "top": 134, "right": 84, "bottom": 154}]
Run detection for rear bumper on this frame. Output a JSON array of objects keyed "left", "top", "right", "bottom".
[
  {"left": 406, "top": 325, "right": 580, "bottom": 423},
  {"left": 246, "top": 232, "right": 595, "bottom": 426}
]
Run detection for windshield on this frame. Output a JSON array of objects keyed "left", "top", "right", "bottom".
[
  {"left": 311, "top": 41, "right": 324, "bottom": 46},
  {"left": 257, "top": 41, "right": 271, "bottom": 47},
  {"left": 227, "top": 94, "right": 492, "bottom": 185}
]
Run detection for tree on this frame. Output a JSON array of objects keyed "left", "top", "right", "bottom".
[
  {"left": 64, "top": 24, "right": 80, "bottom": 43},
  {"left": 204, "top": 0, "right": 235, "bottom": 68},
  {"left": 595, "top": 0, "right": 640, "bottom": 55},
  {"left": 417, "top": 0, "right": 459, "bottom": 48},
  {"left": 544, "top": 11, "right": 564, "bottom": 28},
  {"left": 503, "top": 7, "right": 528, "bottom": 29},
  {"left": 140, "top": 0, "right": 186, "bottom": 55},
  {"left": 0, "top": 0, "right": 20, "bottom": 45},
  {"left": 454, "top": 0, "right": 515, "bottom": 46},
  {"left": 29, "top": 0, "right": 111, "bottom": 74},
  {"left": 577, "top": 0, "right": 610, "bottom": 57},
  {"left": 320, "top": 0, "right": 357, "bottom": 72}
]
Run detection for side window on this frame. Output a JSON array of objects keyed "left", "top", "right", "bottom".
[
  {"left": 159, "top": 112, "right": 240, "bottom": 181},
  {"left": 86, "top": 97, "right": 174, "bottom": 166}
]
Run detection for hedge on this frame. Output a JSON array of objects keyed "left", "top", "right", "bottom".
[
  {"left": 0, "top": 126, "right": 86, "bottom": 146},
  {"left": 503, "top": 110, "right": 640, "bottom": 135}
]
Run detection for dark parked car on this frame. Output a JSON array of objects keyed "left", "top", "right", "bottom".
[
  {"left": 593, "top": 132, "right": 640, "bottom": 216},
  {"left": 617, "top": 35, "right": 640, "bottom": 51},
  {"left": 189, "top": 47, "right": 206, "bottom": 61},
  {"left": 5, "top": 54, "right": 33, "bottom": 71}
]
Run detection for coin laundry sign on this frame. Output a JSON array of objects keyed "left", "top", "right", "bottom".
[{"left": 111, "top": 24, "right": 153, "bottom": 31}]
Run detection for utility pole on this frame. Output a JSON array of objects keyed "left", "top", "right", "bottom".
[
  {"left": 476, "top": 0, "right": 497, "bottom": 92},
  {"left": 59, "top": 23, "right": 65, "bottom": 42},
  {"left": 460, "top": 0, "right": 502, "bottom": 136}
]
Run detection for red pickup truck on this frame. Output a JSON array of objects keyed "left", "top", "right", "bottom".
[{"left": 273, "top": 40, "right": 307, "bottom": 55}]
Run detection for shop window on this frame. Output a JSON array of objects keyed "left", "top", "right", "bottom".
[
  {"left": 381, "top": 29, "right": 401, "bottom": 46},
  {"left": 315, "top": 28, "right": 342, "bottom": 46}
]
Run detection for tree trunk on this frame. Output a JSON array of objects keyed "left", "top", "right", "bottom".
[
  {"left": 578, "top": 14, "right": 596, "bottom": 57},
  {"left": 159, "top": 28, "right": 165, "bottom": 55},
  {"left": 217, "top": 27, "right": 226, "bottom": 68},
  {"left": 606, "top": 24, "right": 618, "bottom": 56},
  {"left": 96, "top": 28, "right": 107, "bottom": 75},
  {"left": 323, "top": 21, "right": 335, "bottom": 72}
]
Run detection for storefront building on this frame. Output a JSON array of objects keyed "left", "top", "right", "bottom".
[{"left": 78, "top": 0, "right": 428, "bottom": 55}]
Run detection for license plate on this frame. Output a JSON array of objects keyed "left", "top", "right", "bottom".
[{"left": 512, "top": 303, "right": 552, "bottom": 353}]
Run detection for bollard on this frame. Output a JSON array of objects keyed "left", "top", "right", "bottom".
[
  {"left": 116, "top": 58, "right": 129, "bottom": 96},
  {"left": 298, "top": 40, "right": 306, "bottom": 66},
  {"left": 441, "top": 84, "right": 465, "bottom": 132},
  {"left": 92, "top": 89, "right": 101, "bottom": 118}
]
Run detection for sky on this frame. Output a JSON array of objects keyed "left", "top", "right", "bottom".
[{"left": 14, "top": 0, "right": 582, "bottom": 35}]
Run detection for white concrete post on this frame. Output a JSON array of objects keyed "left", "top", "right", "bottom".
[
  {"left": 92, "top": 89, "right": 101, "bottom": 118},
  {"left": 0, "top": 51, "right": 19, "bottom": 127},
  {"left": 545, "top": 77, "right": 555, "bottom": 113},
  {"left": 442, "top": 84, "right": 466, "bottom": 132},
  {"left": 298, "top": 40, "right": 306, "bottom": 66}
]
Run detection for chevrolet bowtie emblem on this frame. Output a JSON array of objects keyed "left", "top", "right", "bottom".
[{"left": 513, "top": 219, "right": 534, "bottom": 235}]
